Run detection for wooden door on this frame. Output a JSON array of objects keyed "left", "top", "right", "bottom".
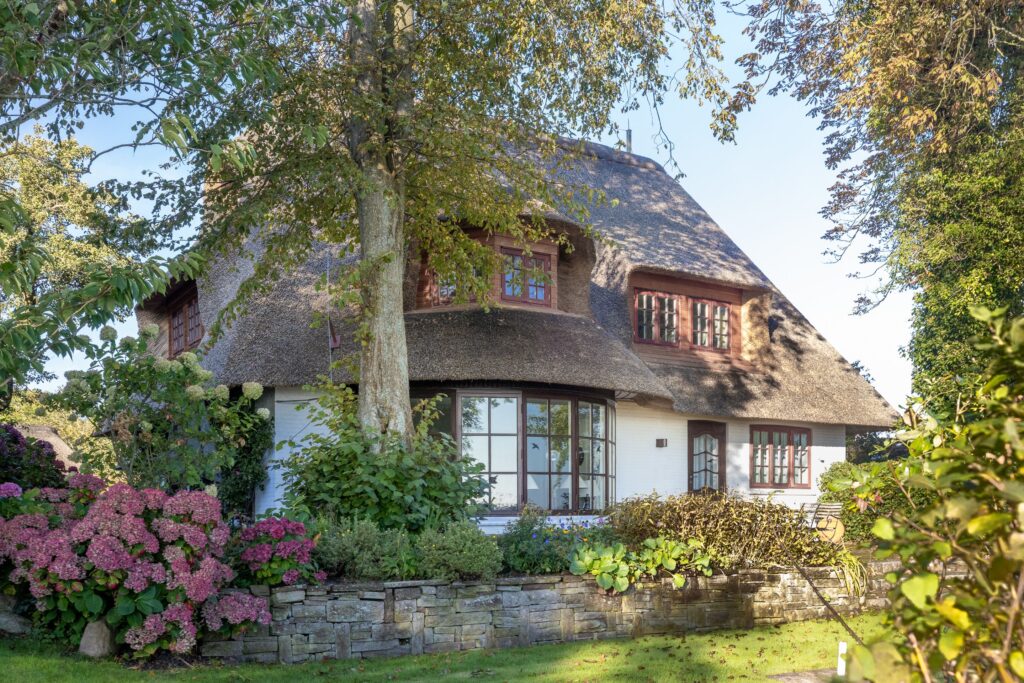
[{"left": 688, "top": 421, "right": 726, "bottom": 492}]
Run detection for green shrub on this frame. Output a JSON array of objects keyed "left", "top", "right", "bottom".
[
  {"left": 313, "top": 517, "right": 418, "bottom": 580},
  {"left": 608, "top": 492, "right": 856, "bottom": 572},
  {"left": 416, "top": 521, "right": 502, "bottom": 581},
  {"left": 0, "top": 423, "right": 68, "bottom": 489},
  {"left": 282, "top": 384, "right": 487, "bottom": 532},
  {"left": 842, "top": 309, "right": 1024, "bottom": 680},
  {"left": 569, "top": 537, "right": 712, "bottom": 593},
  {"left": 498, "top": 506, "right": 621, "bottom": 575},
  {"left": 217, "top": 415, "right": 273, "bottom": 521},
  {"left": 54, "top": 327, "right": 268, "bottom": 490},
  {"left": 818, "top": 460, "right": 933, "bottom": 544}
]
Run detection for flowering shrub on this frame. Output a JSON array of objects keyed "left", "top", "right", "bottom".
[
  {"left": 231, "top": 517, "right": 323, "bottom": 586},
  {"left": 54, "top": 327, "right": 270, "bottom": 490},
  {"left": 0, "top": 478, "right": 270, "bottom": 657},
  {"left": 0, "top": 423, "right": 69, "bottom": 489}
]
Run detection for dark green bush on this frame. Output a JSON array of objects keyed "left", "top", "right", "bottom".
[
  {"left": 0, "top": 423, "right": 68, "bottom": 489},
  {"left": 313, "top": 516, "right": 418, "bottom": 580},
  {"left": 498, "top": 506, "right": 620, "bottom": 575},
  {"left": 608, "top": 492, "right": 857, "bottom": 572},
  {"left": 218, "top": 414, "right": 273, "bottom": 520},
  {"left": 282, "top": 385, "right": 487, "bottom": 532},
  {"left": 818, "top": 460, "right": 934, "bottom": 544},
  {"left": 416, "top": 521, "right": 502, "bottom": 581}
]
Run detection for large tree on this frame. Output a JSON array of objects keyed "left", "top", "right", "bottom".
[
  {"left": 0, "top": 0, "right": 320, "bottom": 393},
  {"left": 733, "top": 0, "right": 1024, "bottom": 402},
  {"left": 198, "top": 0, "right": 739, "bottom": 440}
]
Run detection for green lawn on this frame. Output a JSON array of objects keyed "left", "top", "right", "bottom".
[{"left": 0, "top": 613, "right": 889, "bottom": 682}]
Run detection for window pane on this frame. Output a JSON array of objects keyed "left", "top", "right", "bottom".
[
  {"left": 773, "top": 431, "right": 789, "bottom": 485},
  {"left": 551, "top": 437, "right": 571, "bottom": 473},
  {"left": 526, "top": 474, "right": 549, "bottom": 509},
  {"left": 526, "top": 436, "right": 548, "bottom": 471},
  {"left": 504, "top": 255, "right": 522, "bottom": 297},
  {"left": 608, "top": 442, "right": 616, "bottom": 477},
  {"left": 578, "top": 403, "right": 592, "bottom": 439},
  {"left": 488, "top": 475, "right": 518, "bottom": 512},
  {"left": 591, "top": 404, "right": 605, "bottom": 438},
  {"left": 526, "top": 399, "right": 548, "bottom": 433},
  {"left": 637, "top": 293, "right": 655, "bottom": 340},
  {"left": 550, "top": 400, "right": 571, "bottom": 435},
  {"left": 461, "top": 397, "right": 488, "bottom": 433},
  {"left": 713, "top": 305, "right": 729, "bottom": 349},
  {"left": 490, "top": 397, "right": 518, "bottom": 433},
  {"left": 462, "top": 435, "right": 488, "bottom": 468},
  {"left": 578, "top": 437, "right": 593, "bottom": 473},
  {"left": 590, "top": 477, "right": 606, "bottom": 511},
  {"left": 658, "top": 296, "right": 678, "bottom": 343},
  {"left": 552, "top": 474, "right": 572, "bottom": 511},
  {"left": 577, "top": 475, "right": 593, "bottom": 511},
  {"left": 692, "top": 301, "right": 709, "bottom": 346},
  {"left": 793, "top": 432, "right": 809, "bottom": 485},
  {"left": 491, "top": 435, "right": 518, "bottom": 472},
  {"left": 592, "top": 440, "right": 604, "bottom": 474},
  {"left": 752, "top": 430, "right": 770, "bottom": 484}
]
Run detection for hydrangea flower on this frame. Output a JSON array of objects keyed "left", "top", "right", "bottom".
[
  {"left": 241, "top": 382, "right": 263, "bottom": 401},
  {"left": 0, "top": 482, "right": 22, "bottom": 498}
]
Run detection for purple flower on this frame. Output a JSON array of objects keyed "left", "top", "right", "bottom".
[{"left": 0, "top": 482, "right": 22, "bottom": 498}]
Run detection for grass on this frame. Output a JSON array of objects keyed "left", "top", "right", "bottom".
[{"left": 0, "top": 613, "right": 890, "bottom": 683}]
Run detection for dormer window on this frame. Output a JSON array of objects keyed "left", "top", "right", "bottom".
[
  {"left": 501, "top": 248, "right": 551, "bottom": 306},
  {"left": 692, "top": 299, "right": 730, "bottom": 351},
  {"left": 169, "top": 295, "right": 202, "bottom": 357},
  {"left": 635, "top": 291, "right": 679, "bottom": 345}
]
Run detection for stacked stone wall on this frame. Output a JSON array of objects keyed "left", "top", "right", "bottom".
[{"left": 202, "top": 560, "right": 899, "bottom": 664}]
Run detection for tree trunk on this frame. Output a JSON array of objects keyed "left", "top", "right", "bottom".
[
  {"left": 355, "top": 168, "right": 414, "bottom": 439},
  {"left": 349, "top": 0, "right": 414, "bottom": 441}
]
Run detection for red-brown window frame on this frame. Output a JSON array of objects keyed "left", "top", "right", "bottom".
[
  {"left": 633, "top": 288, "right": 682, "bottom": 347},
  {"left": 690, "top": 298, "right": 731, "bottom": 353},
  {"left": 749, "top": 425, "right": 812, "bottom": 489},
  {"left": 168, "top": 295, "right": 203, "bottom": 358},
  {"left": 500, "top": 248, "right": 552, "bottom": 307}
]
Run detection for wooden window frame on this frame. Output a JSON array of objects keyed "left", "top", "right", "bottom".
[
  {"left": 500, "top": 248, "right": 552, "bottom": 307},
  {"left": 749, "top": 425, "right": 812, "bottom": 490},
  {"left": 168, "top": 294, "right": 203, "bottom": 358},
  {"left": 633, "top": 288, "right": 682, "bottom": 347},
  {"left": 690, "top": 298, "right": 731, "bottom": 353},
  {"left": 453, "top": 388, "right": 615, "bottom": 515},
  {"left": 688, "top": 420, "right": 727, "bottom": 492}
]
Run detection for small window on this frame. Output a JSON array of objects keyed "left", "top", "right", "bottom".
[
  {"left": 692, "top": 299, "right": 730, "bottom": 351},
  {"left": 501, "top": 248, "right": 551, "bottom": 306},
  {"left": 169, "top": 296, "right": 202, "bottom": 357},
  {"left": 634, "top": 290, "right": 680, "bottom": 345},
  {"left": 750, "top": 426, "right": 811, "bottom": 489}
]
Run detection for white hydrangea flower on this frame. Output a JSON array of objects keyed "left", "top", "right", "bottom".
[
  {"left": 154, "top": 358, "right": 172, "bottom": 372},
  {"left": 178, "top": 351, "right": 199, "bottom": 367},
  {"left": 196, "top": 369, "right": 214, "bottom": 382},
  {"left": 204, "top": 484, "right": 218, "bottom": 498},
  {"left": 99, "top": 326, "right": 118, "bottom": 341},
  {"left": 141, "top": 323, "right": 160, "bottom": 339},
  {"left": 241, "top": 382, "right": 263, "bottom": 401},
  {"left": 256, "top": 407, "right": 271, "bottom": 420},
  {"left": 185, "top": 385, "right": 206, "bottom": 401},
  {"left": 213, "top": 384, "right": 229, "bottom": 401}
]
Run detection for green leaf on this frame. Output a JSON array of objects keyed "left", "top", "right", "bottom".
[
  {"left": 596, "top": 573, "right": 613, "bottom": 590},
  {"left": 872, "top": 517, "right": 895, "bottom": 540},
  {"left": 900, "top": 573, "right": 939, "bottom": 611},
  {"left": 115, "top": 598, "right": 135, "bottom": 616},
  {"left": 613, "top": 576, "right": 629, "bottom": 593},
  {"left": 966, "top": 512, "right": 1011, "bottom": 536},
  {"left": 938, "top": 630, "right": 964, "bottom": 660},
  {"left": 84, "top": 592, "right": 103, "bottom": 615}
]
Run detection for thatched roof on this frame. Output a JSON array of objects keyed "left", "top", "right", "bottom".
[
  {"left": 162, "top": 139, "right": 896, "bottom": 428},
  {"left": 196, "top": 245, "right": 670, "bottom": 400}
]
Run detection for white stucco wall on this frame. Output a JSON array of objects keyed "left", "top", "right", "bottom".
[
  {"left": 614, "top": 400, "right": 847, "bottom": 511},
  {"left": 255, "top": 386, "right": 325, "bottom": 514}
]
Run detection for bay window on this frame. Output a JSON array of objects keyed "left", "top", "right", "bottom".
[
  {"left": 454, "top": 391, "right": 615, "bottom": 514},
  {"left": 750, "top": 426, "right": 811, "bottom": 489}
]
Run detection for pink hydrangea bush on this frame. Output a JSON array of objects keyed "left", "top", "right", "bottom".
[
  {"left": 232, "top": 517, "right": 324, "bottom": 586},
  {"left": 0, "top": 478, "right": 271, "bottom": 658}
]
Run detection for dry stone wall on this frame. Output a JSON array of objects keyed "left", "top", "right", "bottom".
[{"left": 201, "top": 560, "right": 898, "bottom": 664}]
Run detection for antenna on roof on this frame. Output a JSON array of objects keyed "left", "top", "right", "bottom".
[{"left": 625, "top": 125, "right": 633, "bottom": 154}]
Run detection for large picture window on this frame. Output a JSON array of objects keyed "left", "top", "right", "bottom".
[
  {"left": 455, "top": 391, "right": 615, "bottom": 514},
  {"left": 750, "top": 426, "right": 812, "bottom": 489}
]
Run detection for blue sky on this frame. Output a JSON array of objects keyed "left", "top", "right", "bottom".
[{"left": 37, "top": 8, "right": 913, "bottom": 410}]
